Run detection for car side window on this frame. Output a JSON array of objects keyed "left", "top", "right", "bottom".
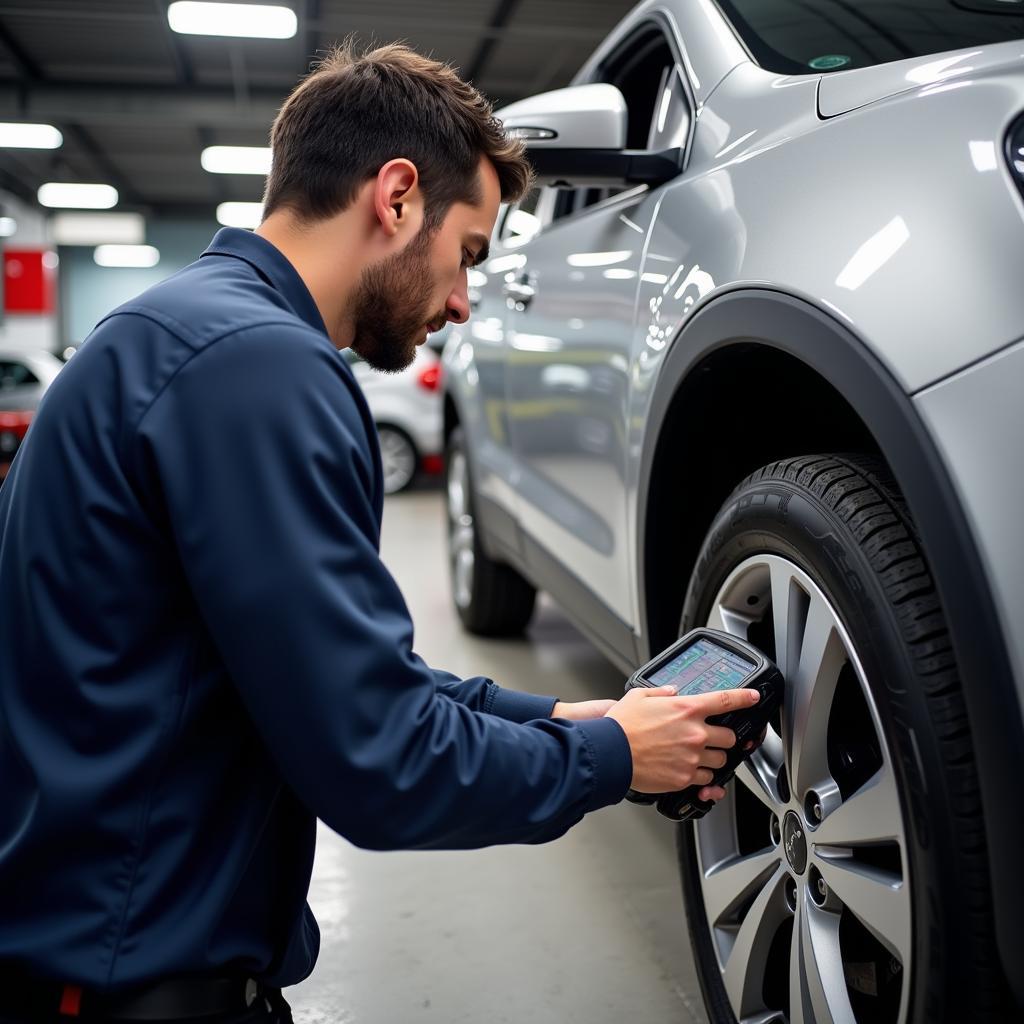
[
  {"left": 553, "top": 23, "right": 689, "bottom": 222},
  {"left": 499, "top": 187, "right": 543, "bottom": 248},
  {"left": 0, "top": 362, "right": 39, "bottom": 390}
]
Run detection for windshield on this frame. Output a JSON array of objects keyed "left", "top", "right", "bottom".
[{"left": 715, "top": 0, "right": 1024, "bottom": 75}]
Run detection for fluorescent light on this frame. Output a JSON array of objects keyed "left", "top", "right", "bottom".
[
  {"left": 38, "top": 183, "right": 118, "bottom": 209},
  {"left": 201, "top": 145, "right": 272, "bottom": 175},
  {"left": 168, "top": 2, "right": 297, "bottom": 39},
  {"left": 0, "top": 122, "right": 62, "bottom": 149},
  {"left": 52, "top": 212, "right": 144, "bottom": 246},
  {"left": 216, "top": 201, "right": 263, "bottom": 228},
  {"left": 0, "top": 217, "right": 16, "bottom": 237},
  {"left": 94, "top": 244, "right": 160, "bottom": 268}
]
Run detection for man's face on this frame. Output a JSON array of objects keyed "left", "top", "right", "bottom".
[{"left": 349, "top": 157, "right": 500, "bottom": 372}]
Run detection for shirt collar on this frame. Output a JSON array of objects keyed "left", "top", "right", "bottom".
[{"left": 201, "top": 227, "right": 328, "bottom": 337}]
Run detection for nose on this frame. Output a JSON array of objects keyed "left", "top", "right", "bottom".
[{"left": 445, "top": 270, "right": 470, "bottom": 325}]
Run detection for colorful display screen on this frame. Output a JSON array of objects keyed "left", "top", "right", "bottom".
[{"left": 647, "top": 638, "right": 756, "bottom": 696}]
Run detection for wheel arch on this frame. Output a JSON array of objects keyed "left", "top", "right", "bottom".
[{"left": 637, "top": 288, "right": 1023, "bottom": 1003}]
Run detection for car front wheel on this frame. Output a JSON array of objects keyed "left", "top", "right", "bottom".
[{"left": 677, "top": 454, "right": 1003, "bottom": 1024}]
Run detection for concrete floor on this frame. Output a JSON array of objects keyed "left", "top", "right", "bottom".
[{"left": 287, "top": 486, "right": 710, "bottom": 1024}]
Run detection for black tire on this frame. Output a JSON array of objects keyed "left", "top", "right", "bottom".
[
  {"left": 676, "top": 454, "right": 1006, "bottom": 1024},
  {"left": 445, "top": 427, "right": 536, "bottom": 636}
]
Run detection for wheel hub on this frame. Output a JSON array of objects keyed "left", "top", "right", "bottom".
[{"left": 782, "top": 811, "right": 807, "bottom": 874}]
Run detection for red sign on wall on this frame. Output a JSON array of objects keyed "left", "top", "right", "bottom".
[{"left": 4, "top": 249, "right": 56, "bottom": 314}]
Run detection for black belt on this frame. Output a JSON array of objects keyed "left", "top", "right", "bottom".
[{"left": 0, "top": 968, "right": 281, "bottom": 1021}]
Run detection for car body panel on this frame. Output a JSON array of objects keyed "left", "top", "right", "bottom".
[
  {"left": 913, "top": 338, "right": 1024, "bottom": 1001},
  {"left": 817, "top": 38, "right": 1024, "bottom": 117},
  {"left": 915, "top": 338, "right": 1024, "bottom": 709},
  {"left": 503, "top": 186, "right": 656, "bottom": 624},
  {"left": 646, "top": 56, "right": 1024, "bottom": 397},
  {"left": 445, "top": 9, "right": 1024, "bottom": 987}
]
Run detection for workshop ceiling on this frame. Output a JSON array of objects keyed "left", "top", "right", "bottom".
[{"left": 0, "top": 0, "right": 635, "bottom": 217}]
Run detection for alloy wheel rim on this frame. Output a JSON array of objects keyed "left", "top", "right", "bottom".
[
  {"left": 446, "top": 451, "right": 475, "bottom": 609},
  {"left": 696, "top": 554, "right": 911, "bottom": 1024},
  {"left": 379, "top": 428, "right": 416, "bottom": 494}
]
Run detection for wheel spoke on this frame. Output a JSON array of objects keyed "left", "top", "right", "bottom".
[
  {"left": 814, "top": 767, "right": 903, "bottom": 846},
  {"left": 721, "top": 865, "right": 790, "bottom": 1020},
  {"left": 702, "top": 847, "right": 782, "bottom": 928},
  {"left": 789, "top": 899, "right": 857, "bottom": 1024},
  {"left": 815, "top": 852, "right": 910, "bottom": 963},
  {"left": 786, "top": 593, "right": 847, "bottom": 795},
  {"left": 734, "top": 732, "right": 784, "bottom": 811},
  {"left": 769, "top": 560, "right": 798, "bottom": 681}
]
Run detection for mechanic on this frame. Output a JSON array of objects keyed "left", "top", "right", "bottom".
[{"left": 0, "top": 44, "right": 760, "bottom": 1024}]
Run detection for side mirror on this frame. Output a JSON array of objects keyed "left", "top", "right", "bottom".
[{"left": 498, "top": 83, "right": 681, "bottom": 189}]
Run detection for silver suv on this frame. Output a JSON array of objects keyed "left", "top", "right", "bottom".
[{"left": 442, "top": 2, "right": 1024, "bottom": 1022}]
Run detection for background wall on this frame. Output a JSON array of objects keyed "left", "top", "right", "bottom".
[
  {"left": 59, "top": 217, "right": 220, "bottom": 346},
  {"left": 0, "top": 189, "right": 57, "bottom": 354}
]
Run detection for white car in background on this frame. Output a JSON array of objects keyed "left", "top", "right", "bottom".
[
  {"left": 343, "top": 337, "right": 444, "bottom": 494},
  {"left": 0, "top": 348, "right": 64, "bottom": 482}
]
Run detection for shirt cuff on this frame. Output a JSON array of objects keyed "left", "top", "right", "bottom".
[
  {"left": 573, "top": 716, "right": 633, "bottom": 811},
  {"left": 485, "top": 685, "right": 558, "bottom": 724}
]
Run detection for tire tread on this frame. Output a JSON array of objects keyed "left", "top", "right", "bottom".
[{"left": 733, "top": 453, "right": 1002, "bottom": 1015}]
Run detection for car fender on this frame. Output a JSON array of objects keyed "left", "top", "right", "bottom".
[{"left": 636, "top": 288, "right": 1023, "bottom": 1001}]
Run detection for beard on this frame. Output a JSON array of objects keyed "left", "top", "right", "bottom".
[{"left": 348, "top": 225, "right": 447, "bottom": 373}]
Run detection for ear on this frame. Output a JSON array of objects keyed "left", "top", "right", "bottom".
[{"left": 373, "top": 159, "right": 421, "bottom": 238}]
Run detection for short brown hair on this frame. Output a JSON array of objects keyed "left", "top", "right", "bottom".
[{"left": 263, "top": 42, "right": 533, "bottom": 229}]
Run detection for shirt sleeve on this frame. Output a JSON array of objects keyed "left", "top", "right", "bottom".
[
  {"left": 135, "top": 326, "right": 632, "bottom": 851},
  {"left": 428, "top": 665, "right": 559, "bottom": 723}
]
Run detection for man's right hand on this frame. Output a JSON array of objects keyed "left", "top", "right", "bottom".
[{"left": 605, "top": 685, "right": 760, "bottom": 795}]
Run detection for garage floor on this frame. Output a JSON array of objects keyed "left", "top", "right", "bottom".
[{"left": 287, "top": 488, "right": 710, "bottom": 1024}]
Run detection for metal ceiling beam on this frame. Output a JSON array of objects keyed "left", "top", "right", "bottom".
[
  {"left": 0, "top": 83, "right": 282, "bottom": 129},
  {"left": 62, "top": 123, "right": 146, "bottom": 207},
  {"left": 152, "top": 0, "right": 195, "bottom": 86},
  {"left": 465, "top": 0, "right": 525, "bottom": 84},
  {"left": 0, "top": 14, "right": 43, "bottom": 81},
  {"left": 301, "top": 0, "right": 321, "bottom": 76},
  {"left": 0, "top": 160, "right": 40, "bottom": 205}
]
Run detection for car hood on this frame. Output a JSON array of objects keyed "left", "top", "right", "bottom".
[{"left": 817, "top": 38, "right": 1024, "bottom": 117}]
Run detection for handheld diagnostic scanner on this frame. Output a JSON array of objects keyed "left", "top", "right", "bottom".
[{"left": 624, "top": 628, "right": 784, "bottom": 821}]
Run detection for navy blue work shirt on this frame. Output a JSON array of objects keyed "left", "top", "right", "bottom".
[{"left": 0, "top": 228, "right": 632, "bottom": 990}]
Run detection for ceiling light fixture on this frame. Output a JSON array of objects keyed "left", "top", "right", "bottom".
[
  {"left": 52, "top": 212, "right": 145, "bottom": 246},
  {"left": 94, "top": 245, "right": 161, "bottom": 268},
  {"left": 216, "top": 201, "right": 263, "bottom": 228},
  {"left": 201, "top": 146, "right": 272, "bottom": 175},
  {"left": 0, "top": 122, "right": 63, "bottom": 149},
  {"left": 38, "top": 183, "right": 118, "bottom": 209},
  {"left": 168, "top": 2, "right": 298, "bottom": 39}
]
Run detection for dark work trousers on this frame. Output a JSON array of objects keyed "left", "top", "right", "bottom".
[{"left": 0, "top": 990, "right": 293, "bottom": 1024}]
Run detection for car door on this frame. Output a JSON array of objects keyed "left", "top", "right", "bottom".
[{"left": 502, "top": 23, "right": 692, "bottom": 653}]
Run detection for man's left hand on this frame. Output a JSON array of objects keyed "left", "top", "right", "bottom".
[{"left": 551, "top": 699, "right": 616, "bottom": 721}]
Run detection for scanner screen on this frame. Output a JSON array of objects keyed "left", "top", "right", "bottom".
[{"left": 647, "top": 638, "right": 756, "bottom": 696}]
